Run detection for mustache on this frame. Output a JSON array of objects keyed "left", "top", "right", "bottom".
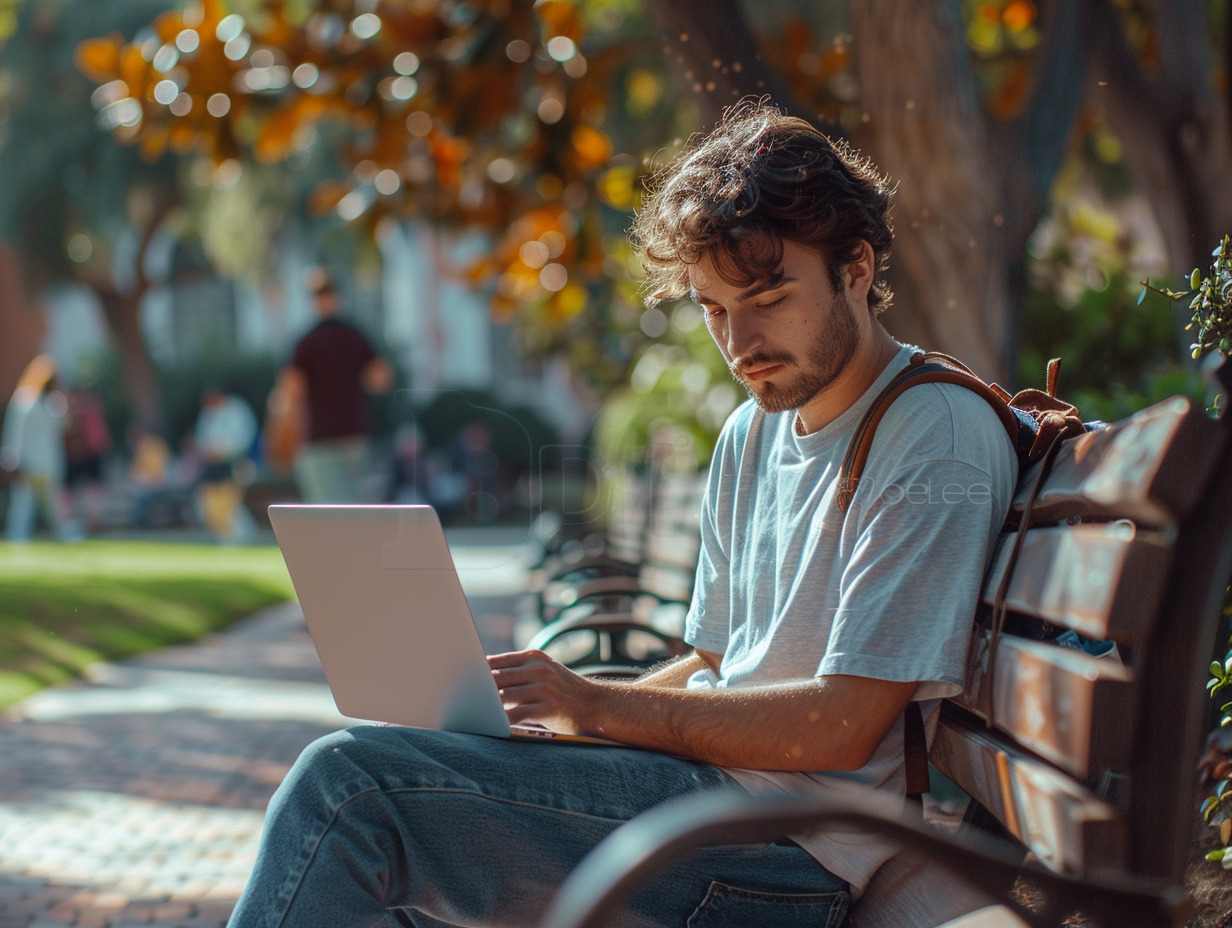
[{"left": 730, "top": 353, "right": 795, "bottom": 376}]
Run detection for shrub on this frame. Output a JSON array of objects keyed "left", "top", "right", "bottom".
[{"left": 1142, "top": 236, "right": 1232, "bottom": 868}]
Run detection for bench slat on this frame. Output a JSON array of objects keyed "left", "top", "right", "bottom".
[
  {"left": 981, "top": 523, "right": 1172, "bottom": 643},
  {"left": 1011, "top": 396, "right": 1219, "bottom": 528},
  {"left": 930, "top": 705, "right": 1125, "bottom": 875},
  {"left": 955, "top": 632, "right": 1133, "bottom": 780}
]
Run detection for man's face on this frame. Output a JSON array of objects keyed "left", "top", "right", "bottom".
[{"left": 689, "top": 239, "right": 860, "bottom": 415}]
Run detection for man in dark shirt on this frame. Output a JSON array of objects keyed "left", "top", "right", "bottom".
[{"left": 275, "top": 268, "right": 393, "bottom": 502}]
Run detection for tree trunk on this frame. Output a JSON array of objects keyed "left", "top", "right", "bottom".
[
  {"left": 1088, "top": 0, "right": 1232, "bottom": 278},
  {"left": 82, "top": 193, "right": 175, "bottom": 435},
  {"left": 643, "top": 0, "right": 813, "bottom": 128},
  {"left": 0, "top": 244, "right": 48, "bottom": 407},
  {"left": 848, "top": 0, "right": 1011, "bottom": 382},
  {"left": 92, "top": 283, "right": 162, "bottom": 433}
]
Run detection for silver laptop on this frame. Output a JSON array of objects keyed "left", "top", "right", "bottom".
[{"left": 268, "top": 504, "right": 618, "bottom": 745}]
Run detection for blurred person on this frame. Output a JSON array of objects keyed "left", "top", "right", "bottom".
[
  {"left": 126, "top": 423, "right": 196, "bottom": 529},
  {"left": 271, "top": 267, "right": 393, "bottom": 502},
  {"left": 126, "top": 422, "right": 171, "bottom": 527},
  {"left": 1, "top": 355, "right": 77, "bottom": 542},
  {"left": 63, "top": 386, "right": 112, "bottom": 533},
  {"left": 193, "top": 387, "right": 258, "bottom": 543}
]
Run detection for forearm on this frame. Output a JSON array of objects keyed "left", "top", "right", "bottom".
[
  {"left": 574, "top": 677, "right": 868, "bottom": 771},
  {"left": 489, "top": 650, "right": 916, "bottom": 772}
]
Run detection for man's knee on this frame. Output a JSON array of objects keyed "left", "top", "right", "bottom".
[{"left": 274, "top": 726, "right": 409, "bottom": 815}]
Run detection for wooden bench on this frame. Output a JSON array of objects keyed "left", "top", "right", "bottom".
[{"left": 539, "top": 360, "right": 1232, "bottom": 928}]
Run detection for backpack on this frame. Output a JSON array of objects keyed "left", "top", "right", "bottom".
[{"left": 835, "top": 351, "right": 1098, "bottom": 800}]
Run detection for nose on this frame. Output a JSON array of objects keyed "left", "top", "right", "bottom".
[{"left": 723, "top": 308, "right": 763, "bottom": 364}]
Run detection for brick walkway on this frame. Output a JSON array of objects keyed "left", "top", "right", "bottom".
[{"left": 0, "top": 537, "right": 527, "bottom": 928}]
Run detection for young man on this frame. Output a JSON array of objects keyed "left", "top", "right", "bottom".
[{"left": 228, "top": 100, "right": 1016, "bottom": 928}]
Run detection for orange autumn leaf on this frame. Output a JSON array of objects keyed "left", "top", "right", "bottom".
[
  {"left": 308, "top": 180, "right": 354, "bottom": 217},
  {"left": 138, "top": 125, "right": 170, "bottom": 162},
  {"left": 254, "top": 96, "right": 328, "bottom": 164},
  {"left": 74, "top": 35, "right": 122, "bottom": 83},
  {"left": 168, "top": 119, "right": 201, "bottom": 155},
  {"left": 570, "top": 125, "right": 612, "bottom": 173},
  {"left": 782, "top": 18, "right": 812, "bottom": 67},
  {"left": 431, "top": 134, "right": 470, "bottom": 188},
  {"left": 464, "top": 257, "right": 500, "bottom": 285},
  {"left": 151, "top": 9, "right": 187, "bottom": 44},
  {"left": 119, "top": 44, "right": 154, "bottom": 98},
  {"left": 533, "top": 0, "right": 580, "bottom": 40},
  {"left": 1002, "top": 0, "right": 1037, "bottom": 32}
]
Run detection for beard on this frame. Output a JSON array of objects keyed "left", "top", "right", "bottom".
[{"left": 731, "top": 289, "right": 861, "bottom": 414}]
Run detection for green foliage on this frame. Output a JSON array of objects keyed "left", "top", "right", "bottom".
[
  {"left": 1202, "top": 634, "right": 1232, "bottom": 862},
  {"left": 0, "top": 0, "right": 180, "bottom": 280},
  {"left": 593, "top": 302, "right": 739, "bottom": 469},
  {"left": 1018, "top": 266, "right": 1196, "bottom": 420},
  {"left": 1157, "top": 236, "right": 1232, "bottom": 869},
  {"left": 1018, "top": 176, "right": 1198, "bottom": 420},
  {"left": 1141, "top": 235, "right": 1232, "bottom": 362},
  {"left": 408, "top": 388, "right": 559, "bottom": 469}
]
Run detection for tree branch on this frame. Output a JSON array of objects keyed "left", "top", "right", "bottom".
[{"left": 132, "top": 192, "right": 176, "bottom": 300}]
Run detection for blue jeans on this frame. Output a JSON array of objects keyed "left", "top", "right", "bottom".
[{"left": 227, "top": 727, "right": 850, "bottom": 928}]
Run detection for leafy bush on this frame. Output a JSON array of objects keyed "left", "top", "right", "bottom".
[
  {"left": 1143, "top": 236, "right": 1232, "bottom": 363},
  {"left": 409, "top": 388, "right": 558, "bottom": 467},
  {"left": 1142, "top": 237, "right": 1232, "bottom": 869}
]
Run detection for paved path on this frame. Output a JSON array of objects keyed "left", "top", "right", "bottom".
[{"left": 0, "top": 537, "right": 531, "bottom": 928}]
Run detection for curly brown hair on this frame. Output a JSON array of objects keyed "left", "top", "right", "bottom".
[{"left": 630, "top": 99, "right": 895, "bottom": 312}]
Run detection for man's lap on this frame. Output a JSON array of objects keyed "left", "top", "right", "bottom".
[{"left": 230, "top": 725, "right": 851, "bottom": 928}]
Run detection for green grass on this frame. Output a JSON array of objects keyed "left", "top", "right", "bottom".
[{"left": 0, "top": 540, "right": 295, "bottom": 709}]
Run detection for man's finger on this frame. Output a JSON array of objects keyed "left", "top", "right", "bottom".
[{"left": 486, "top": 649, "right": 548, "bottom": 670}]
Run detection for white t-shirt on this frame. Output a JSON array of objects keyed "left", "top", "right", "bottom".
[{"left": 684, "top": 343, "right": 1017, "bottom": 895}]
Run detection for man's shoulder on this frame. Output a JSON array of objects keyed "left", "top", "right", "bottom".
[
  {"left": 293, "top": 318, "right": 373, "bottom": 357},
  {"left": 717, "top": 397, "right": 760, "bottom": 436},
  {"left": 873, "top": 379, "right": 1017, "bottom": 474},
  {"left": 299, "top": 317, "right": 364, "bottom": 340}
]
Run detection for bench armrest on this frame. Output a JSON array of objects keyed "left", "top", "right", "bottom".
[{"left": 539, "top": 788, "right": 1180, "bottom": 928}]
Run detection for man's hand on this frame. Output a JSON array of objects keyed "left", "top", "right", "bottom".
[{"left": 487, "top": 649, "right": 601, "bottom": 735}]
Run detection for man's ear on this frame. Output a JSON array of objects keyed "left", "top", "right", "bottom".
[{"left": 844, "top": 240, "right": 875, "bottom": 302}]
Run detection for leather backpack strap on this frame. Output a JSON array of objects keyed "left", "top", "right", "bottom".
[
  {"left": 836, "top": 352, "right": 1019, "bottom": 802},
  {"left": 836, "top": 353, "right": 1021, "bottom": 512},
  {"left": 903, "top": 700, "right": 930, "bottom": 802}
]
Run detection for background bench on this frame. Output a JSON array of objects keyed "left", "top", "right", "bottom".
[
  {"left": 539, "top": 360, "right": 1232, "bottom": 928},
  {"left": 518, "top": 465, "right": 705, "bottom": 677}
]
